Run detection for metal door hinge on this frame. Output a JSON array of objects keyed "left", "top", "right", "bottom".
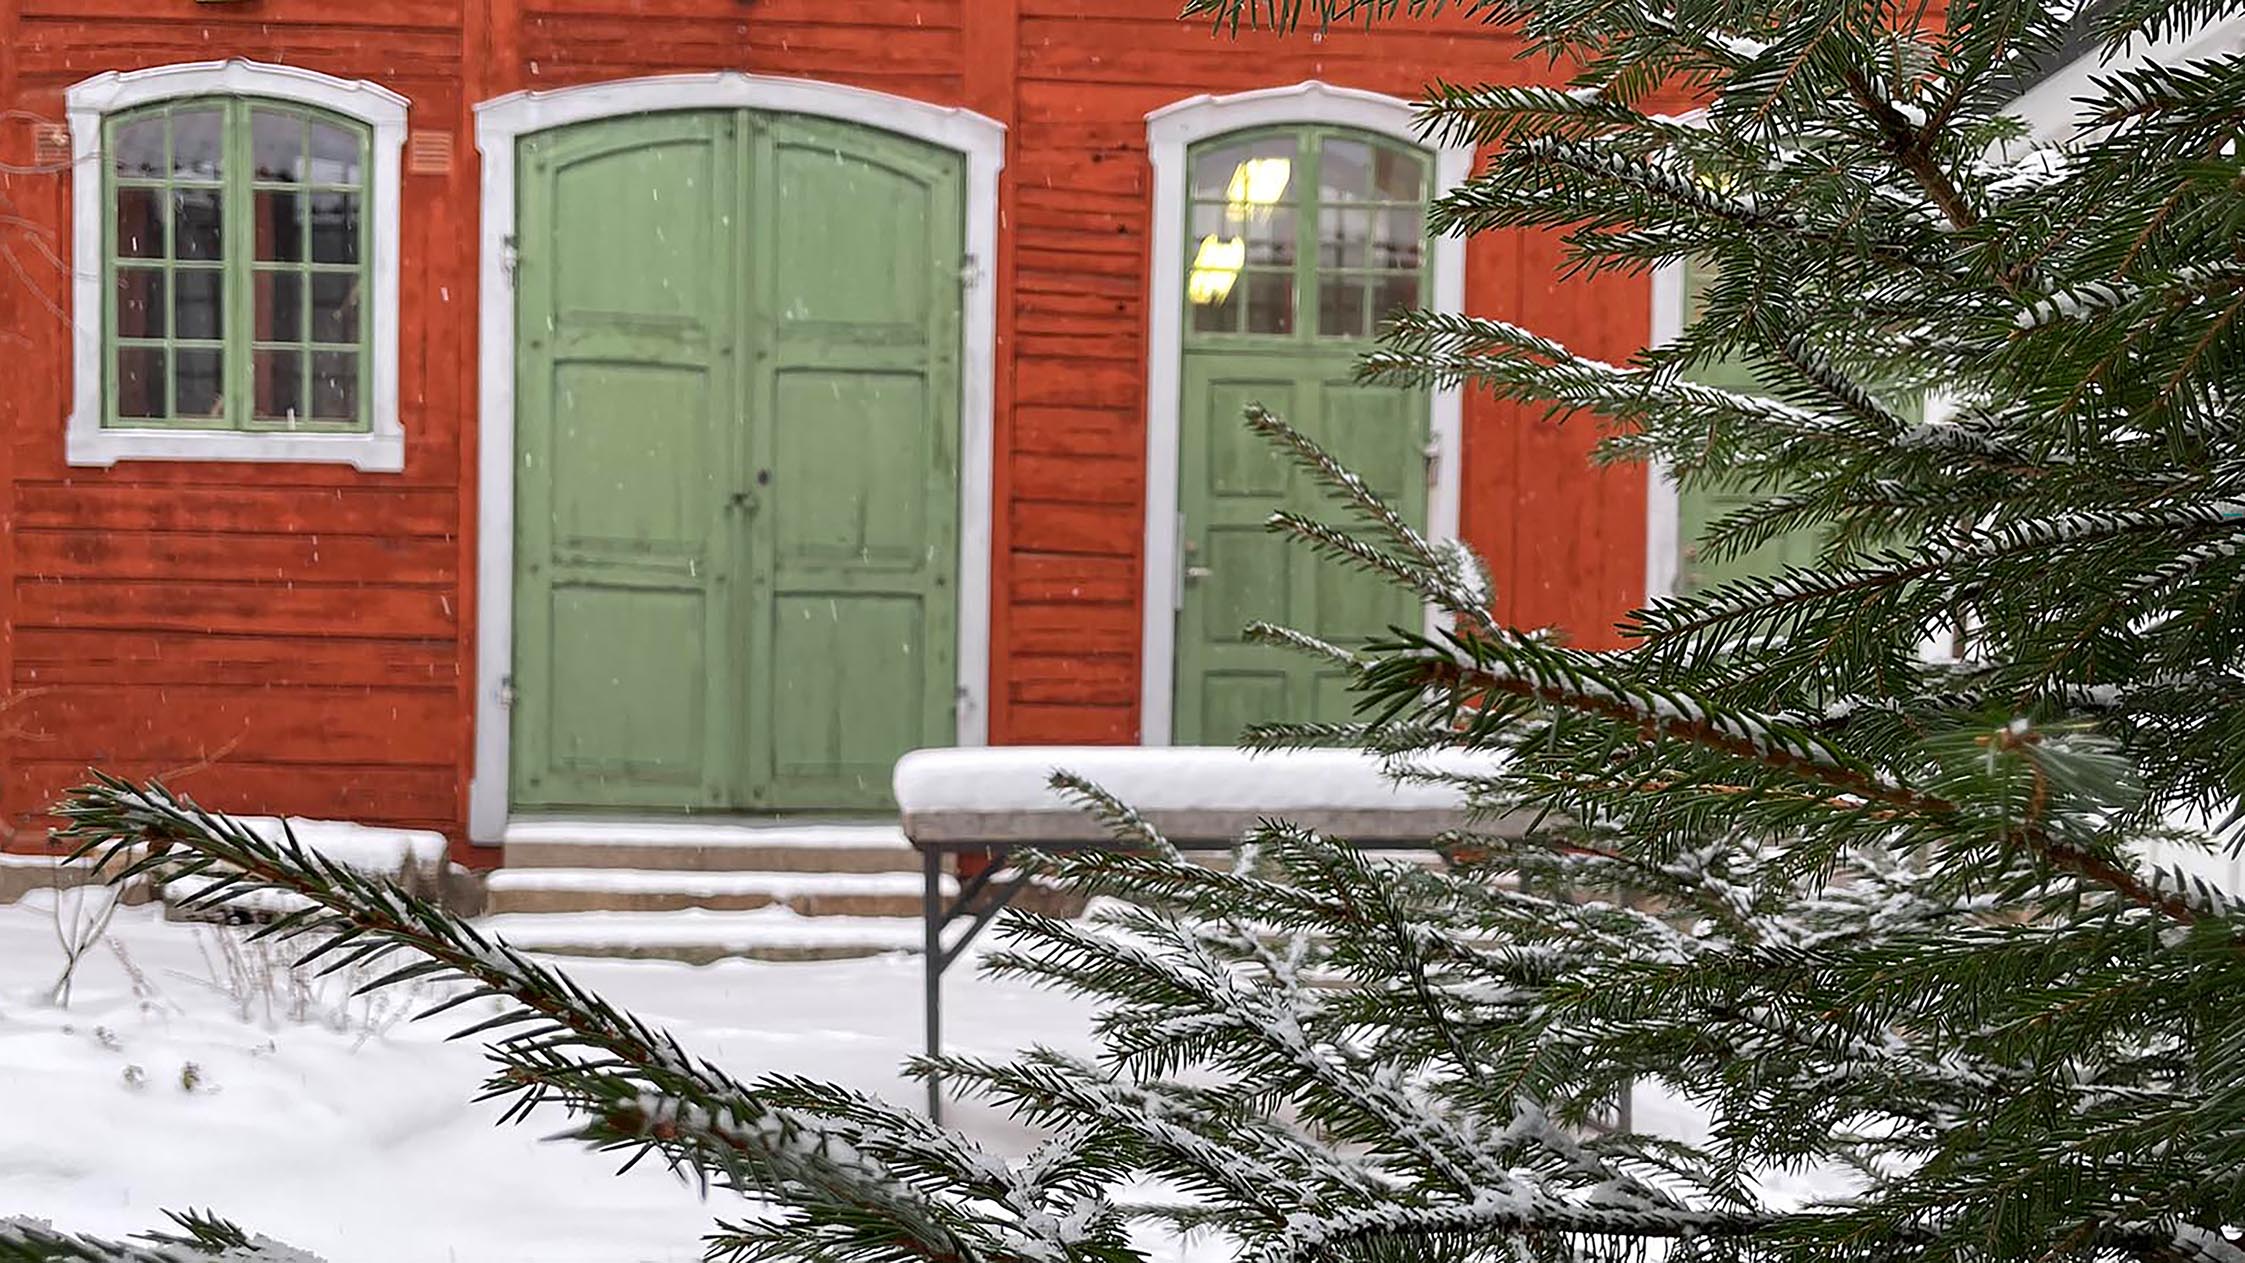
[
  {"left": 959, "top": 254, "right": 986, "bottom": 289},
  {"left": 501, "top": 235, "right": 521, "bottom": 287},
  {"left": 498, "top": 675, "right": 516, "bottom": 709},
  {"left": 1423, "top": 437, "right": 1442, "bottom": 489}
]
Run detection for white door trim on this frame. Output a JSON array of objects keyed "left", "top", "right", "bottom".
[
  {"left": 467, "top": 72, "right": 1005, "bottom": 843},
  {"left": 1138, "top": 80, "right": 1472, "bottom": 747},
  {"left": 1644, "top": 261, "right": 1686, "bottom": 602}
]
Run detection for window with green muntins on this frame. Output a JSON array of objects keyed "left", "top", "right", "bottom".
[
  {"left": 1183, "top": 126, "right": 1430, "bottom": 343},
  {"left": 104, "top": 97, "right": 370, "bottom": 432}
]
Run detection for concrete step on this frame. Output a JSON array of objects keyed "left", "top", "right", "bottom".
[
  {"left": 483, "top": 867, "right": 947, "bottom": 918},
  {"left": 501, "top": 820, "right": 922, "bottom": 874},
  {"left": 479, "top": 907, "right": 926, "bottom": 965}
]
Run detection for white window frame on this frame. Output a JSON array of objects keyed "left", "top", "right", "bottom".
[
  {"left": 1139, "top": 80, "right": 1472, "bottom": 746},
  {"left": 64, "top": 59, "right": 408, "bottom": 471}
]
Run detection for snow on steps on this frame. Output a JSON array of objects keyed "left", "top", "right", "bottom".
[{"left": 489, "top": 821, "right": 938, "bottom": 963}]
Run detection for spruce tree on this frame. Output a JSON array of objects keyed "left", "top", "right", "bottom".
[{"left": 16, "top": 0, "right": 2245, "bottom": 1259}]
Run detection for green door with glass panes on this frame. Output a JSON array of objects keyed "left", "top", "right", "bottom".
[
  {"left": 1675, "top": 259, "right": 1830, "bottom": 592},
  {"left": 1172, "top": 127, "right": 1432, "bottom": 744},
  {"left": 510, "top": 110, "right": 963, "bottom": 814}
]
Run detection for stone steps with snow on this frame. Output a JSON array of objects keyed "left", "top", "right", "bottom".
[
  {"left": 478, "top": 908, "right": 927, "bottom": 965},
  {"left": 500, "top": 820, "right": 922, "bottom": 874},
  {"left": 483, "top": 867, "right": 947, "bottom": 918},
  {"left": 487, "top": 820, "right": 936, "bottom": 963}
]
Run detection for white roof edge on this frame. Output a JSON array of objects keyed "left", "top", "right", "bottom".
[{"left": 2007, "top": 13, "right": 2245, "bottom": 140}]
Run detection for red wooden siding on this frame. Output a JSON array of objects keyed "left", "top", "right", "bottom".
[{"left": 0, "top": 0, "right": 1656, "bottom": 858}]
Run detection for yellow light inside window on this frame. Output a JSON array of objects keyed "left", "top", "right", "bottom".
[
  {"left": 1225, "top": 156, "right": 1292, "bottom": 209},
  {"left": 1188, "top": 234, "right": 1247, "bottom": 305}
]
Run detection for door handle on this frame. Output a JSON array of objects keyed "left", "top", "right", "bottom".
[{"left": 728, "top": 489, "right": 759, "bottom": 513}]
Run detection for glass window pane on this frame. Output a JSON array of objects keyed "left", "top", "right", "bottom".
[
  {"left": 114, "top": 116, "right": 166, "bottom": 179},
  {"left": 1372, "top": 146, "right": 1426, "bottom": 201},
  {"left": 1319, "top": 207, "right": 1373, "bottom": 268},
  {"left": 115, "top": 187, "right": 164, "bottom": 258},
  {"left": 172, "top": 188, "right": 223, "bottom": 261},
  {"left": 175, "top": 348, "right": 225, "bottom": 419},
  {"left": 309, "top": 121, "right": 363, "bottom": 186},
  {"left": 174, "top": 268, "right": 222, "bottom": 340},
  {"left": 1243, "top": 205, "right": 1295, "bottom": 266},
  {"left": 1374, "top": 207, "right": 1424, "bottom": 269},
  {"left": 309, "top": 191, "right": 360, "bottom": 265},
  {"left": 1191, "top": 294, "right": 1236, "bottom": 334},
  {"left": 170, "top": 108, "right": 223, "bottom": 181},
  {"left": 254, "top": 190, "right": 303, "bottom": 262},
  {"left": 1244, "top": 270, "right": 1293, "bottom": 335},
  {"left": 252, "top": 110, "right": 306, "bottom": 183},
  {"left": 311, "top": 273, "right": 361, "bottom": 343},
  {"left": 254, "top": 349, "right": 305, "bottom": 422},
  {"left": 1320, "top": 138, "right": 1375, "bottom": 202},
  {"left": 115, "top": 268, "right": 165, "bottom": 339},
  {"left": 1192, "top": 135, "right": 1295, "bottom": 201},
  {"left": 116, "top": 346, "right": 167, "bottom": 419},
  {"left": 312, "top": 351, "right": 359, "bottom": 421},
  {"left": 1373, "top": 273, "right": 1422, "bottom": 329},
  {"left": 1319, "top": 273, "right": 1367, "bottom": 339},
  {"left": 256, "top": 271, "right": 305, "bottom": 342}
]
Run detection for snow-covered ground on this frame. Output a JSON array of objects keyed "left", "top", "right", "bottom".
[{"left": 0, "top": 888, "right": 1108, "bottom": 1263}]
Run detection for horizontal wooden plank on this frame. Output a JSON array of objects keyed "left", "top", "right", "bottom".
[
  {"left": 16, "top": 530, "right": 456, "bottom": 585},
  {"left": 21, "top": 0, "right": 459, "bottom": 25},
  {"left": 1006, "top": 703, "right": 1135, "bottom": 744},
  {"left": 1010, "top": 454, "right": 1141, "bottom": 506},
  {"left": 1011, "top": 501, "right": 1141, "bottom": 555},
  {"left": 14, "top": 629, "right": 459, "bottom": 689},
  {"left": 16, "top": 581, "right": 458, "bottom": 639},
  {"left": 12, "top": 685, "right": 459, "bottom": 767},
  {"left": 10, "top": 761, "right": 458, "bottom": 834},
  {"left": 1007, "top": 600, "right": 1137, "bottom": 655},
  {"left": 1014, "top": 406, "right": 1143, "bottom": 457},
  {"left": 530, "top": 0, "right": 958, "bottom": 20},
  {"left": 1015, "top": 362, "right": 1144, "bottom": 409},
  {"left": 13, "top": 485, "right": 459, "bottom": 536},
  {"left": 1009, "top": 654, "right": 1137, "bottom": 705},
  {"left": 1010, "top": 553, "right": 1138, "bottom": 604}
]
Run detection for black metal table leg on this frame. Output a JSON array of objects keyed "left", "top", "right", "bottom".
[{"left": 923, "top": 843, "right": 944, "bottom": 1122}]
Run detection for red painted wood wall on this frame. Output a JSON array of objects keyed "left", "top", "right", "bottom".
[{"left": 0, "top": 0, "right": 1652, "bottom": 860}]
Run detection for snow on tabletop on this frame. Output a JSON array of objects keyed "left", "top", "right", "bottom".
[
  {"left": 893, "top": 746, "right": 1508, "bottom": 815},
  {"left": 232, "top": 817, "right": 446, "bottom": 875},
  {"left": 503, "top": 819, "right": 911, "bottom": 849}
]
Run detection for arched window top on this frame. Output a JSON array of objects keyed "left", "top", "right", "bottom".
[
  {"left": 65, "top": 61, "right": 407, "bottom": 470},
  {"left": 1183, "top": 124, "right": 1432, "bottom": 341}
]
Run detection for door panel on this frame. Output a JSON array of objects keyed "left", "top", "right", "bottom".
[
  {"left": 746, "top": 114, "right": 962, "bottom": 810},
  {"left": 513, "top": 112, "right": 740, "bottom": 810},
  {"left": 512, "top": 110, "right": 962, "bottom": 815},
  {"left": 1174, "top": 353, "right": 1427, "bottom": 743}
]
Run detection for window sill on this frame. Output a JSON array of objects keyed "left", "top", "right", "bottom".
[{"left": 65, "top": 421, "right": 405, "bottom": 472}]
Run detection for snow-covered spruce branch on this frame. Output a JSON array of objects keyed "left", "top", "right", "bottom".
[
  {"left": 0, "top": 1216, "right": 315, "bottom": 1263},
  {"left": 54, "top": 777, "right": 1134, "bottom": 1263},
  {"left": 1373, "top": 635, "right": 2219, "bottom": 928}
]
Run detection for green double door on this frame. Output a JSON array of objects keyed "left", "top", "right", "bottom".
[
  {"left": 510, "top": 110, "right": 964, "bottom": 813},
  {"left": 1173, "top": 350, "right": 1428, "bottom": 742}
]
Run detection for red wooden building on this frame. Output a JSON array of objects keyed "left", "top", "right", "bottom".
[{"left": 0, "top": 0, "right": 1667, "bottom": 864}]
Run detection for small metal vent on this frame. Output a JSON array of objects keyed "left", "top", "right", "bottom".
[
  {"left": 33, "top": 123, "right": 71, "bottom": 168},
  {"left": 407, "top": 130, "right": 454, "bottom": 176}
]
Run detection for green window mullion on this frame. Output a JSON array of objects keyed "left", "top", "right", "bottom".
[
  {"left": 1295, "top": 132, "right": 1320, "bottom": 345},
  {"left": 224, "top": 98, "right": 255, "bottom": 431}
]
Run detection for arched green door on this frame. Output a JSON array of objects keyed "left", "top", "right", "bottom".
[
  {"left": 1171, "top": 127, "right": 1434, "bottom": 745},
  {"left": 510, "top": 110, "right": 963, "bottom": 813}
]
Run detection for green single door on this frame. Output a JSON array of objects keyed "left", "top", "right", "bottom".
[
  {"left": 1172, "top": 127, "right": 1432, "bottom": 744},
  {"left": 512, "top": 111, "right": 963, "bottom": 813}
]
